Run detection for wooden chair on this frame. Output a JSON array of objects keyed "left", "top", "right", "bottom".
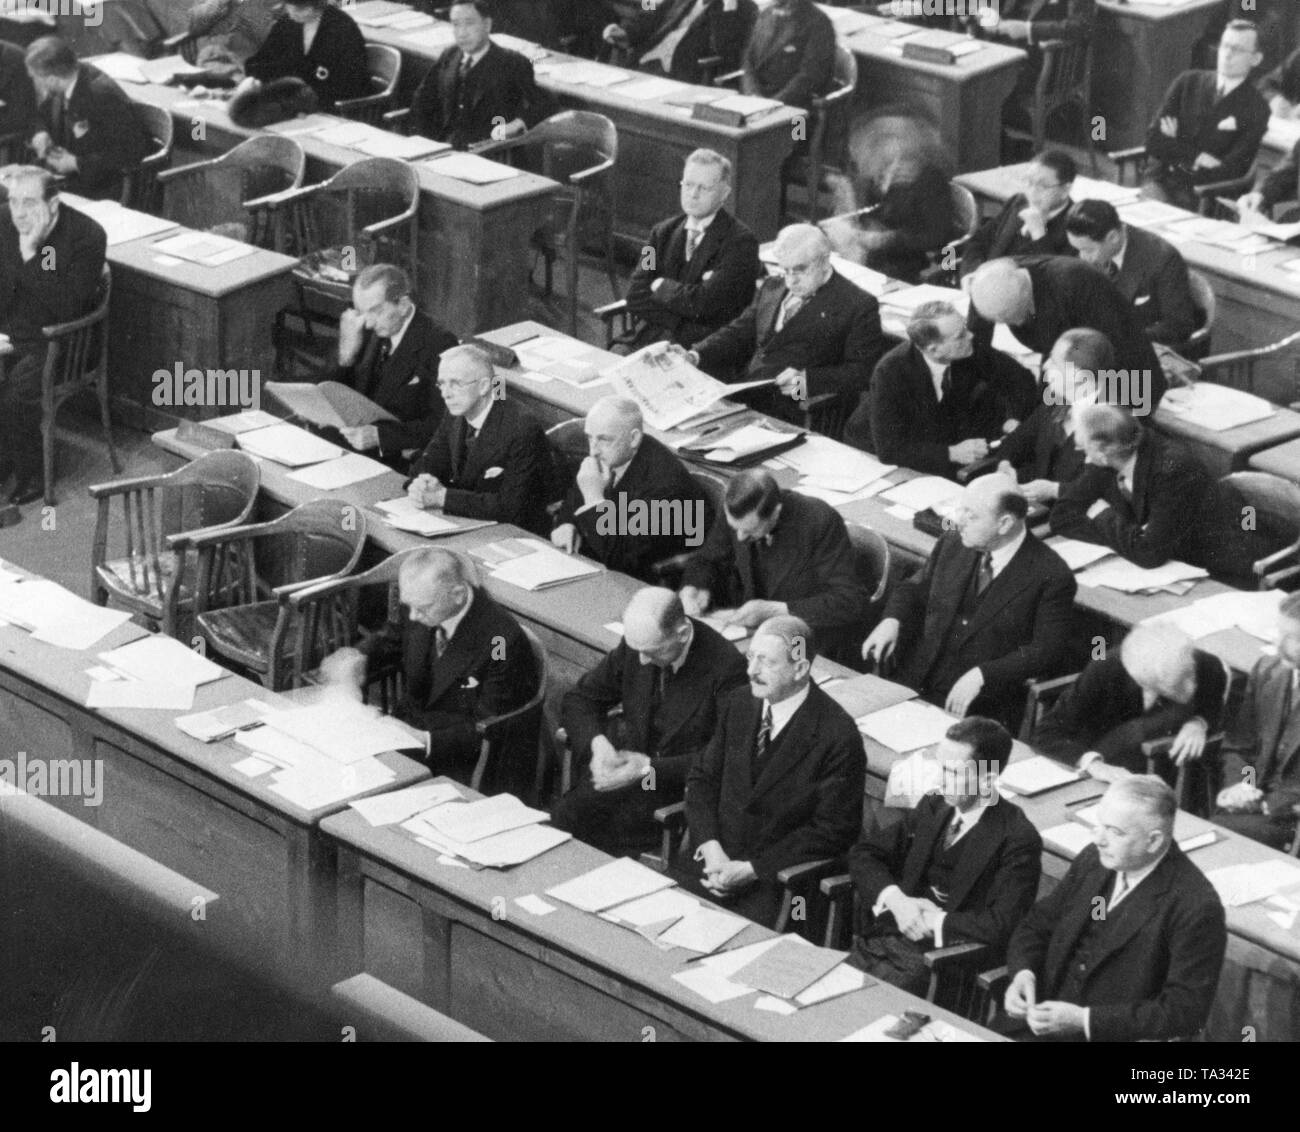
[
  {"left": 781, "top": 43, "right": 858, "bottom": 224},
  {"left": 648, "top": 468, "right": 728, "bottom": 588},
  {"left": 1196, "top": 329, "right": 1300, "bottom": 396},
  {"left": 38, "top": 264, "right": 120, "bottom": 506},
  {"left": 1004, "top": 39, "right": 1096, "bottom": 169},
  {"left": 919, "top": 182, "right": 981, "bottom": 287},
  {"left": 0, "top": 129, "right": 26, "bottom": 165},
  {"left": 479, "top": 111, "right": 619, "bottom": 336},
  {"left": 1110, "top": 146, "right": 1257, "bottom": 217},
  {"left": 88, "top": 450, "right": 260, "bottom": 637},
  {"left": 187, "top": 499, "right": 367, "bottom": 689},
  {"left": 844, "top": 521, "right": 890, "bottom": 644},
  {"left": 1139, "top": 660, "right": 1233, "bottom": 816},
  {"left": 1220, "top": 471, "right": 1300, "bottom": 591},
  {"left": 335, "top": 44, "right": 402, "bottom": 126},
  {"left": 544, "top": 417, "right": 589, "bottom": 490},
  {"left": 158, "top": 135, "right": 307, "bottom": 249},
  {"left": 121, "top": 101, "right": 174, "bottom": 214},
  {"left": 1182, "top": 269, "right": 1216, "bottom": 362},
  {"left": 1018, "top": 672, "right": 1081, "bottom": 742},
  {"left": 330, "top": 974, "right": 490, "bottom": 1042}
]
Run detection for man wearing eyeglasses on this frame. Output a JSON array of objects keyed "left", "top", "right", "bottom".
[
  {"left": 961, "top": 149, "right": 1078, "bottom": 278},
  {"left": 406, "top": 344, "right": 553, "bottom": 535}
]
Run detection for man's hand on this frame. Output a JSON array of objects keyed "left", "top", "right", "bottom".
[
  {"left": 44, "top": 147, "right": 77, "bottom": 174},
  {"left": 1169, "top": 718, "right": 1208, "bottom": 765},
  {"left": 684, "top": 349, "right": 702, "bottom": 367},
  {"left": 703, "top": 859, "right": 756, "bottom": 896},
  {"left": 774, "top": 367, "right": 805, "bottom": 399},
  {"left": 1192, "top": 152, "right": 1223, "bottom": 171},
  {"left": 1004, "top": 970, "right": 1036, "bottom": 1017},
  {"left": 341, "top": 425, "right": 379, "bottom": 452},
  {"left": 694, "top": 838, "right": 729, "bottom": 875},
  {"left": 998, "top": 19, "right": 1030, "bottom": 41},
  {"left": 1216, "top": 781, "right": 1264, "bottom": 813},
  {"left": 1270, "top": 94, "right": 1297, "bottom": 119},
  {"left": 575, "top": 455, "right": 613, "bottom": 507},
  {"left": 862, "top": 618, "right": 900, "bottom": 666},
  {"left": 679, "top": 585, "right": 710, "bottom": 617},
  {"left": 885, "top": 890, "right": 932, "bottom": 942},
  {"left": 1017, "top": 204, "right": 1048, "bottom": 241},
  {"left": 602, "top": 23, "right": 629, "bottom": 47},
  {"left": 408, "top": 473, "right": 445, "bottom": 510},
  {"left": 1237, "top": 190, "right": 1266, "bottom": 215},
  {"left": 593, "top": 752, "right": 650, "bottom": 792},
  {"left": 1159, "top": 115, "right": 1179, "bottom": 139},
  {"left": 945, "top": 667, "right": 985, "bottom": 716},
  {"left": 1026, "top": 1001, "right": 1087, "bottom": 1038},
  {"left": 319, "top": 646, "right": 366, "bottom": 697},
  {"left": 1085, "top": 499, "right": 1111, "bottom": 520},
  {"left": 917, "top": 900, "right": 944, "bottom": 939},
  {"left": 949, "top": 438, "right": 990, "bottom": 466},
  {"left": 723, "top": 599, "right": 787, "bottom": 628},
  {"left": 551, "top": 522, "right": 579, "bottom": 554},
  {"left": 29, "top": 130, "right": 53, "bottom": 159},
  {"left": 489, "top": 117, "right": 526, "bottom": 142}
]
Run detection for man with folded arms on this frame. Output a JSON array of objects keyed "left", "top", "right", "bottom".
[
  {"left": 1002, "top": 776, "right": 1226, "bottom": 1042},
  {"left": 683, "top": 614, "right": 863, "bottom": 926},
  {"left": 600, "top": 0, "right": 756, "bottom": 86},
  {"left": 553, "top": 587, "right": 746, "bottom": 856}
]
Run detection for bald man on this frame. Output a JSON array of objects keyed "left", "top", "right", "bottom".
[
  {"left": 1033, "top": 622, "right": 1229, "bottom": 786},
  {"left": 863, "top": 473, "right": 1078, "bottom": 729},
  {"left": 686, "top": 223, "right": 887, "bottom": 428},
  {"left": 550, "top": 397, "right": 712, "bottom": 584},
  {"left": 324, "top": 548, "right": 540, "bottom": 794},
  {"left": 554, "top": 587, "right": 747, "bottom": 855},
  {"left": 967, "top": 255, "right": 1166, "bottom": 411}
]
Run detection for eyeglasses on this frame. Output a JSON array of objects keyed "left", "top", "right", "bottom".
[{"left": 436, "top": 378, "right": 482, "bottom": 392}]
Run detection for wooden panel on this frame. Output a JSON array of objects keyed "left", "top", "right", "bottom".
[
  {"left": 0, "top": 683, "right": 78, "bottom": 772},
  {"left": 360, "top": 874, "right": 426, "bottom": 1003}
]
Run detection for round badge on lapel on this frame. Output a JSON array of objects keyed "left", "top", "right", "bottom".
[{"left": 315, "top": 66, "right": 330, "bottom": 81}]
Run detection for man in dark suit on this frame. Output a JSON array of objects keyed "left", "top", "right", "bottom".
[
  {"left": 243, "top": 0, "right": 370, "bottom": 109},
  {"left": 1260, "top": 41, "right": 1300, "bottom": 116},
  {"left": 409, "top": 0, "right": 553, "bottom": 149},
  {"left": 844, "top": 300, "right": 1036, "bottom": 478},
  {"left": 1238, "top": 137, "right": 1300, "bottom": 222},
  {"left": 0, "top": 166, "right": 106, "bottom": 507},
  {"left": 1143, "top": 19, "right": 1270, "bottom": 211},
  {"left": 550, "top": 396, "right": 712, "bottom": 583},
  {"left": 325, "top": 263, "right": 458, "bottom": 464},
  {"left": 0, "top": 41, "right": 36, "bottom": 140},
  {"left": 1065, "top": 200, "right": 1197, "bottom": 348},
  {"left": 406, "top": 344, "right": 553, "bottom": 535},
  {"left": 863, "top": 473, "right": 1078, "bottom": 729},
  {"left": 686, "top": 223, "right": 887, "bottom": 427},
  {"left": 961, "top": 149, "right": 1078, "bottom": 278},
  {"left": 848, "top": 717, "right": 1042, "bottom": 998},
  {"left": 1214, "top": 593, "right": 1300, "bottom": 850},
  {"left": 24, "top": 37, "right": 150, "bottom": 200},
  {"left": 684, "top": 614, "right": 864, "bottom": 926},
  {"left": 740, "top": 0, "right": 834, "bottom": 107},
  {"left": 601, "top": 0, "right": 756, "bottom": 86},
  {"left": 553, "top": 587, "right": 747, "bottom": 855},
  {"left": 1003, "top": 776, "right": 1227, "bottom": 1041},
  {"left": 622, "top": 148, "right": 760, "bottom": 351},
  {"left": 968, "top": 256, "right": 1167, "bottom": 410},
  {"left": 1033, "top": 621, "right": 1229, "bottom": 782},
  {"left": 680, "top": 470, "right": 870, "bottom": 666},
  {"left": 1050, "top": 403, "right": 1261, "bottom": 583},
  {"left": 322, "top": 548, "right": 540, "bottom": 796}
]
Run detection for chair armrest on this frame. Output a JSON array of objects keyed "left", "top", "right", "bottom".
[
  {"left": 165, "top": 520, "right": 251, "bottom": 551},
  {"left": 361, "top": 203, "right": 419, "bottom": 238},
  {"left": 775, "top": 857, "right": 841, "bottom": 891},
  {"left": 1193, "top": 175, "right": 1255, "bottom": 200},
  {"left": 87, "top": 472, "right": 172, "bottom": 499},
  {"left": 155, "top": 157, "right": 218, "bottom": 185},
  {"left": 161, "top": 32, "right": 195, "bottom": 52},
  {"left": 42, "top": 304, "right": 106, "bottom": 339},
  {"left": 649, "top": 551, "right": 694, "bottom": 583},
  {"left": 713, "top": 68, "right": 744, "bottom": 88},
  {"left": 569, "top": 158, "right": 615, "bottom": 185},
  {"left": 334, "top": 92, "right": 384, "bottom": 114},
  {"left": 245, "top": 184, "right": 314, "bottom": 210},
  {"left": 1027, "top": 673, "right": 1078, "bottom": 697},
  {"left": 383, "top": 108, "right": 411, "bottom": 124},
  {"left": 977, "top": 965, "right": 1009, "bottom": 994},
  {"left": 1107, "top": 146, "right": 1148, "bottom": 163},
  {"left": 653, "top": 800, "right": 687, "bottom": 827},
  {"left": 922, "top": 941, "right": 988, "bottom": 972},
  {"left": 819, "top": 873, "right": 852, "bottom": 899},
  {"left": 183, "top": 516, "right": 278, "bottom": 548},
  {"left": 593, "top": 299, "right": 629, "bottom": 320}
]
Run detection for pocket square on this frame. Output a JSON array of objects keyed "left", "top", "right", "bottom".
[
  {"left": 783, "top": 43, "right": 797, "bottom": 53},
  {"left": 1134, "top": 295, "right": 1151, "bottom": 305},
  {"left": 462, "top": 676, "right": 480, "bottom": 689},
  {"left": 72, "top": 120, "right": 90, "bottom": 139},
  {"left": 483, "top": 466, "right": 504, "bottom": 479},
  {"left": 1218, "top": 117, "right": 1238, "bottom": 131}
]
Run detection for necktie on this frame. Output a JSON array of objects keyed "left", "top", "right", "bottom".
[
  {"left": 456, "top": 423, "right": 478, "bottom": 478},
  {"left": 454, "top": 53, "right": 472, "bottom": 112},
  {"left": 49, "top": 94, "right": 66, "bottom": 146},
  {"left": 377, "top": 338, "right": 391, "bottom": 366},
  {"left": 944, "top": 809, "right": 963, "bottom": 850},
  {"left": 1106, "top": 261, "right": 1119, "bottom": 281},
  {"left": 1117, "top": 473, "right": 1133, "bottom": 503},
  {"left": 939, "top": 367, "right": 951, "bottom": 402},
  {"left": 1108, "top": 872, "right": 1128, "bottom": 911},
  {"left": 755, "top": 704, "right": 773, "bottom": 763},
  {"left": 775, "top": 293, "right": 804, "bottom": 332},
  {"left": 434, "top": 625, "right": 449, "bottom": 659},
  {"left": 976, "top": 552, "right": 993, "bottom": 597},
  {"left": 684, "top": 227, "right": 701, "bottom": 262}
]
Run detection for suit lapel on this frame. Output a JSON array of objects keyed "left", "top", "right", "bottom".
[
  {"left": 752, "top": 11, "right": 797, "bottom": 70},
  {"left": 946, "top": 803, "right": 1005, "bottom": 908},
  {"left": 685, "top": 214, "right": 728, "bottom": 281},
  {"left": 908, "top": 347, "right": 941, "bottom": 414},
  {"left": 460, "top": 403, "right": 501, "bottom": 482},
  {"left": 369, "top": 320, "right": 420, "bottom": 406},
  {"left": 1048, "top": 854, "right": 1111, "bottom": 988},
  {"left": 903, "top": 799, "right": 951, "bottom": 894},
  {"left": 751, "top": 689, "right": 819, "bottom": 802},
  {"left": 426, "top": 594, "right": 487, "bottom": 703},
  {"left": 1082, "top": 853, "right": 1178, "bottom": 971},
  {"left": 954, "top": 538, "right": 1035, "bottom": 645}
]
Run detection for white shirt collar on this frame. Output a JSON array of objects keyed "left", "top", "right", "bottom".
[
  {"left": 920, "top": 349, "right": 949, "bottom": 401},
  {"left": 685, "top": 210, "right": 719, "bottom": 234},
  {"left": 766, "top": 682, "right": 811, "bottom": 740},
  {"left": 1112, "top": 846, "right": 1169, "bottom": 907},
  {"left": 1112, "top": 227, "right": 1129, "bottom": 272},
  {"left": 988, "top": 526, "right": 1026, "bottom": 578},
  {"left": 385, "top": 306, "right": 416, "bottom": 355},
  {"left": 1117, "top": 452, "right": 1139, "bottom": 493},
  {"left": 440, "top": 585, "right": 474, "bottom": 642},
  {"left": 463, "top": 42, "right": 491, "bottom": 67},
  {"left": 466, "top": 401, "right": 493, "bottom": 434},
  {"left": 667, "top": 621, "right": 694, "bottom": 675},
  {"left": 1216, "top": 74, "right": 1245, "bottom": 98}
]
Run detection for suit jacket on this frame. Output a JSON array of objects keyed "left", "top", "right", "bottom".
[
  {"left": 34, "top": 64, "right": 151, "bottom": 200},
  {"left": 1261, "top": 44, "right": 1300, "bottom": 105},
  {"left": 1050, "top": 430, "right": 1258, "bottom": 580},
  {"left": 1006, "top": 842, "right": 1227, "bottom": 1042},
  {"left": 552, "top": 435, "right": 713, "bottom": 583},
  {"left": 846, "top": 340, "right": 1036, "bottom": 476},
  {"left": 410, "top": 41, "right": 553, "bottom": 150},
  {"left": 686, "top": 683, "right": 865, "bottom": 879},
  {"left": 885, "top": 530, "right": 1078, "bottom": 725},
  {"left": 0, "top": 203, "right": 106, "bottom": 347},
  {"left": 624, "top": 208, "right": 760, "bottom": 349},
  {"left": 1146, "top": 69, "right": 1270, "bottom": 185},
  {"left": 1221, "top": 655, "right": 1300, "bottom": 819},
  {"left": 961, "top": 193, "right": 1075, "bottom": 278},
  {"left": 244, "top": 6, "right": 371, "bottom": 108},
  {"left": 858, "top": 162, "right": 958, "bottom": 283},
  {"left": 1032, "top": 652, "right": 1229, "bottom": 773},
  {"left": 975, "top": 255, "right": 1167, "bottom": 409},
  {"left": 561, "top": 617, "right": 748, "bottom": 791},
  {"left": 328, "top": 310, "right": 458, "bottom": 459},
  {"left": 740, "top": 0, "right": 835, "bottom": 106},
  {"left": 1259, "top": 137, "right": 1300, "bottom": 211},
  {"left": 621, "top": 0, "right": 757, "bottom": 84},
  {"left": 995, "top": 404, "right": 1086, "bottom": 489},
  {"left": 693, "top": 271, "right": 887, "bottom": 403},
  {"left": 849, "top": 794, "right": 1043, "bottom": 961},
  {"left": 1112, "top": 224, "right": 1196, "bottom": 348},
  {"left": 407, "top": 399, "right": 553, "bottom": 535},
  {"left": 681, "top": 489, "right": 869, "bottom": 662},
  {"left": 368, "top": 586, "right": 539, "bottom": 795},
  {"left": 0, "top": 41, "right": 36, "bottom": 138},
  {"left": 965, "top": 0, "right": 1094, "bottom": 44}
]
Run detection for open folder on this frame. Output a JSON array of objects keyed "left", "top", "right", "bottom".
[{"left": 264, "top": 381, "right": 397, "bottom": 431}]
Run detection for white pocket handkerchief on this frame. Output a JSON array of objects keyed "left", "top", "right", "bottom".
[
  {"left": 1218, "top": 116, "right": 1238, "bottom": 131},
  {"left": 483, "top": 466, "right": 504, "bottom": 479}
]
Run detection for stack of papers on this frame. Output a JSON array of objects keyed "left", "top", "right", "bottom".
[
  {"left": 373, "top": 496, "right": 481, "bottom": 537},
  {"left": 402, "top": 25, "right": 458, "bottom": 50},
  {"left": 674, "top": 935, "right": 867, "bottom": 1008},
  {"left": 0, "top": 579, "right": 133, "bottom": 651},
  {"left": 1207, "top": 860, "right": 1300, "bottom": 908},
  {"left": 693, "top": 423, "right": 798, "bottom": 464},
  {"left": 880, "top": 283, "right": 970, "bottom": 319},
  {"left": 350, "top": 781, "right": 462, "bottom": 826},
  {"left": 286, "top": 452, "right": 391, "bottom": 490},
  {"left": 206, "top": 410, "right": 284, "bottom": 434},
  {"left": 175, "top": 699, "right": 276, "bottom": 742},
  {"left": 89, "top": 635, "right": 229, "bottom": 711},
  {"left": 1119, "top": 198, "right": 1189, "bottom": 227},
  {"left": 880, "top": 475, "right": 961, "bottom": 514},
  {"left": 63, "top": 194, "right": 178, "bottom": 246},
  {"left": 1047, "top": 537, "right": 1114, "bottom": 572},
  {"left": 1069, "top": 176, "right": 1142, "bottom": 207},
  {"left": 404, "top": 811, "right": 571, "bottom": 868},
  {"left": 858, "top": 699, "right": 955, "bottom": 753},
  {"left": 419, "top": 794, "right": 549, "bottom": 842},
  {"left": 775, "top": 435, "right": 896, "bottom": 493},
  {"left": 237, "top": 423, "right": 342, "bottom": 467},
  {"left": 471, "top": 539, "right": 600, "bottom": 591},
  {"left": 1143, "top": 588, "right": 1284, "bottom": 642},
  {"left": 602, "top": 887, "right": 700, "bottom": 928},
  {"left": 425, "top": 152, "right": 523, "bottom": 184},
  {"left": 262, "top": 700, "right": 425, "bottom": 762},
  {"left": 841, "top": 1015, "right": 986, "bottom": 1042},
  {"left": 1075, "top": 556, "right": 1208, "bottom": 594},
  {"left": 1158, "top": 383, "right": 1275, "bottom": 432},
  {"left": 710, "top": 93, "right": 783, "bottom": 120},
  {"left": 609, "top": 343, "right": 760, "bottom": 431},
  {"left": 546, "top": 62, "right": 634, "bottom": 89},
  {"left": 87, "top": 52, "right": 147, "bottom": 84},
  {"left": 997, "top": 754, "right": 1080, "bottom": 796},
  {"left": 547, "top": 857, "right": 677, "bottom": 912},
  {"left": 151, "top": 230, "right": 258, "bottom": 267}
]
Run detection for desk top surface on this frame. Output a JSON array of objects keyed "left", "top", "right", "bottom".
[{"left": 1096, "top": 0, "right": 1225, "bottom": 22}]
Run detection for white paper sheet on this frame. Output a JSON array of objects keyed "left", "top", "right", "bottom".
[
  {"left": 997, "top": 755, "right": 1081, "bottom": 796},
  {"left": 1207, "top": 860, "right": 1300, "bottom": 908},
  {"left": 657, "top": 908, "right": 751, "bottom": 954},
  {"left": 1046, "top": 537, "right": 1114, "bottom": 572},
  {"left": 1158, "top": 383, "right": 1276, "bottom": 432},
  {"left": 100, "top": 636, "right": 226, "bottom": 687},
  {"left": 263, "top": 700, "right": 426, "bottom": 763},
  {"left": 349, "top": 781, "right": 461, "bottom": 826},
  {"left": 489, "top": 546, "right": 601, "bottom": 591},
  {"left": 880, "top": 476, "right": 961, "bottom": 513},
  {"left": 1076, "top": 556, "right": 1209, "bottom": 594},
  {"left": 515, "top": 894, "right": 557, "bottom": 916},
  {"left": 424, "top": 152, "right": 522, "bottom": 184},
  {"left": 604, "top": 887, "right": 700, "bottom": 928},
  {"left": 268, "top": 758, "right": 396, "bottom": 809},
  {"left": 546, "top": 857, "right": 676, "bottom": 912},
  {"left": 420, "top": 794, "right": 549, "bottom": 843},
  {"left": 237, "top": 424, "right": 343, "bottom": 467},
  {"left": 857, "top": 699, "right": 955, "bottom": 753},
  {"left": 671, "top": 966, "right": 753, "bottom": 1004},
  {"left": 29, "top": 606, "right": 133, "bottom": 651},
  {"left": 287, "top": 452, "right": 391, "bottom": 490}
]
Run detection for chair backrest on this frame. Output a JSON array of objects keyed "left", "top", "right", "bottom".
[
  {"left": 470, "top": 624, "right": 550, "bottom": 794},
  {"left": 1220, "top": 471, "right": 1300, "bottom": 556},
  {"left": 526, "top": 111, "right": 618, "bottom": 185},
  {"left": 1036, "top": 37, "right": 1091, "bottom": 105},
  {"left": 1199, "top": 329, "right": 1300, "bottom": 393},
  {"left": 844, "top": 521, "right": 890, "bottom": 606},
  {"left": 292, "top": 157, "right": 419, "bottom": 272},
  {"left": 544, "top": 417, "right": 588, "bottom": 483},
  {"left": 44, "top": 264, "right": 111, "bottom": 399},
  {"left": 1018, "top": 671, "right": 1080, "bottom": 742},
  {"left": 949, "top": 181, "right": 980, "bottom": 241},
  {"left": 166, "top": 135, "right": 306, "bottom": 245},
  {"left": 1188, "top": 269, "right": 1216, "bottom": 336},
  {"left": 365, "top": 43, "right": 402, "bottom": 96},
  {"left": 121, "top": 101, "right": 174, "bottom": 211},
  {"left": 830, "top": 41, "right": 859, "bottom": 103}
]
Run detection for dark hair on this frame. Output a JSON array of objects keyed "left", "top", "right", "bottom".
[
  {"left": 450, "top": 0, "right": 494, "bottom": 16},
  {"left": 945, "top": 716, "right": 1012, "bottom": 775},
  {"left": 1033, "top": 149, "right": 1077, "bottom": 186},
  {"left": 1065, "top": 199, "right": 1122, "bottom": 243},
  {"left": 24, "top": 36, "right": 77, "bottom": 78},
  {"left": 724, "top": 469, "right": 781, "bottom": 521},
  {"left": 1077, "top": 403, "right": 1142, "bottom": 452},
  {"left": 1055, "top": 327, "right": 1116, "bottom": 373},
  {"left": 995, "top": 489, "right": 1029, "bottom": 521},
  {"left": 355, "top": 263, "right": 412, "bottom": 303}
]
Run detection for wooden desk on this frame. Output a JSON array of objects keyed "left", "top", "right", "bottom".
[
  {"left": 1249, "top": 435, "right": 1300, "bottom": 484},
  {"left": 0, "top": 599, "right": 427, "bottom": 989},
  {"left": 114, "top": 78, "right": 562, "bottom": 341},
  {"left": 359, "top": 21, "right": 802, "bottom": 243},
  {"left": 320, "top": 787, "right": 1005, "bottom": 1042},
  {"left": 1093, "top": 0, "right": 1226, "bottom": 151},
  {"left": 958, "top": 162, "right": 1300, "bottom": 407}
]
